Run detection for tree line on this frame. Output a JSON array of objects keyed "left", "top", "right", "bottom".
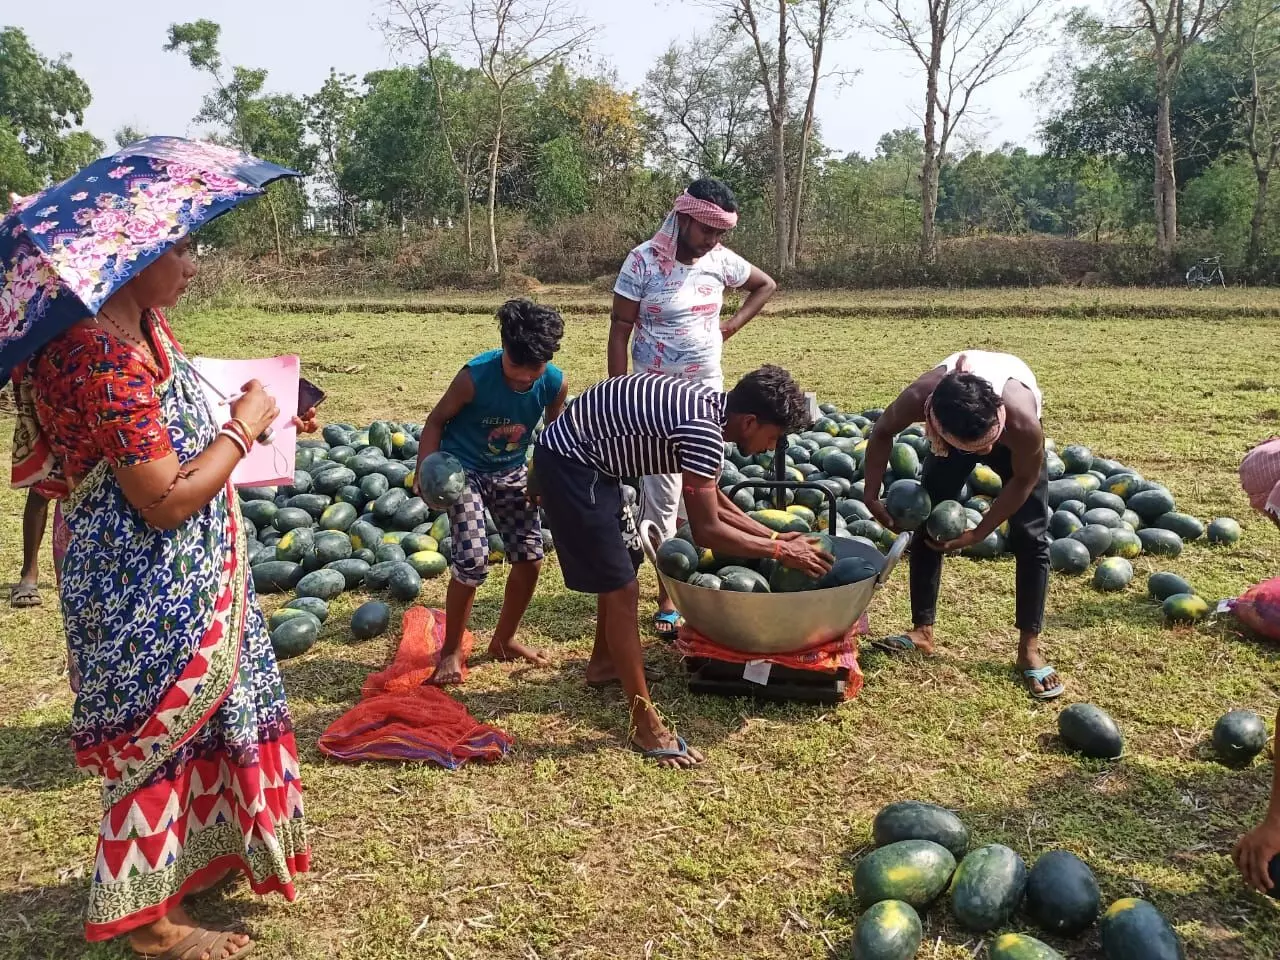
[{"left": 3, "top": 0, "right": 1280, "bottom": 284}]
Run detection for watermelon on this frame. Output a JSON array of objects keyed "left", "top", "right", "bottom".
[
  {"left": 926, "top": 501, "right": 967, "bottom": 542},
  {"left": 271, "top": 616, "right": 319, "bottom": 660},
  {"left": 1047, "top": 479, "right": 1087, "bottom": 509},
  {"left": 1049, "top": 511, "right": 1084, "bottom": 539},
  {"left": 1148, "top": 572, "right": 1193, "bottom": 601},
  {"left": 1162, "top": 592, "right": 1208, "bottom": 624},
  {"left": 322, "top": 424, "right": 353, "bottom": 446},
  {"left": 1128, "top": 488, "right": 1176, "bottom": 522},
  {"left": 1106, "top": 528, "right": 1142, "bottom": 559},
  {"left": 275, "top": 527, "right": 316, "bottom": 564},
  {"left": 687, "top": 572, "right": 722, "bottom": 590},
  {"left": 320, "top": 502, "right": 358, "bottom": 532},
  {"left": 347, "top": 520, "right": 384, "bottom": 553},
  {"left": 851, "top": 900, "right": 922, "bottom": 960},
  {"left": 889, "top": 443, "right": 921, "bottom": 479},
  {"left": 334, "top": 485, "right": 365, "bottom": 509},
  {"left": 285, "top": 596, "right": 330, "bottom": 623},
  {"left": 376, "top": 543, "right": 407, "bottom": 564},
  {"left": 364, "top": 560, "right": 401, "bottom": 591},
  {"left": 1100, "top": 898, "right": 1184, "bottom": 960},
  {"left": 1025, "top": 850, "right": 1100, "bottom": 936},
  {"left": 872, "top": 801, "right": 969, "bottom": 860},
  {"left": 313, "top": 467, "right": 357, "bottom": 496},
  {"left": 296, "top": 569, "right": 347, "bottom": 601},
  {"left": 387, "top": 562, "right": 423, "bottom": 601},
  {"left": 1070, "top": 524, "right": 1113, "bottom": 560},
  {"left": 885, "top": 480, "right": 932, "bottom": 531},
  {"left": 962, "top": 530, "right": 1005, "bottom": 559},
  {"left": 252, "top": 560, "right": 304, "bottom": 594},
  {"left": 368, "top": 420, "right": 394, "bottom": 456},
  {"left": 854, "top": 839, "right": 956, "bottom": 909},
  {"left": 1059, "top": 703, "right": 1123, "bottom": 759},
  {"left": 401, "top": 533, "right": 439, "bottom": 556},
  {"left": 403, "top": 549, "right": 447, "bottom": 580},
  {"left": 241, "top": 500, "right": 279, "bottom": 527},
  {"left": 419, "top": 452, "right": 467, "bottom": 509},
  {"left": 392, "top": 497, "right": 430, "bottom": 531},
  {"left": 1086, "top": 490, "right": 1127, "bottom": 514},
  {"left": 1212, "top": 709, "right": 1268, "bottom": 765},
  {"left": 373, "top": 488, "right": 410, "bottom": 523},
  {"left": 1104, "top": 473, "right": 1147, "bottom": 500},
  {"left": 825, "top": 452, "right": 859, "bottom": 480},
  {"left": 273, "top": 507, "right": 315, "bottom": 532},
  {"left": 850, "top": 519, "right": 887, "bottom": 543},
  {"left": 969, "top": 464, "right": 1003, "bottom": 497},
  {"left": 751, "top": 509, "right": 810, "bottom": 534},
  {"left": 326, "top": 445, "right": 355, "bottom": 465},
  {"left": 1093, "top": 557, "right": 1133, "bottom": 592},
  {"left": 1206, "top": 517, "right": 1242, "bottom": 545},
  {"left": 351, "top": 600, "right": 392, "bottom": 640},
  {"left": 1082, "top": 507, "right": 1123, "bottom": 529},
  {"left": 719, "top": 567, "right": 771, "bottom": 593},
  {"left": 769, "top": 562, "right": 820, "bottom": 593},
  {"left": 1154, "top": 512, "right": 1204, "bottom": 541},
  {"left": 1061, "top": 444, "right": 1093, "bottom": 473},
  {"left": 269, "top": 607, "right": 318, "bottom": 631},
  {"left": 816, "top": 556, "right": 880, "bottom": 588},
  {"left": 1065, "top": 472, "right": 1101, "bottom": 493},
  {"left": 313, "top": 531, "right": 353, "bottom": 565},
  {"left": 286, "top": 494, "right": 332, "bottom": 519},
  {"left": 325, "top": 558, "right": 371, "bottom": 589},
  {"left": 239, "top": 485, "right": 277, "bottom": 502},
  {"left": 1121, "top": 509, "right": 1143, "bottom": 530},
  {"left": 990, "top": 934, "right": 1065, "bottom": 960},
  {"left": 948, "top": 844, "right": 1027, "bottom": 931},
  {"left": 1059, "top": 499, "right": 1087, "bottom": 518}
]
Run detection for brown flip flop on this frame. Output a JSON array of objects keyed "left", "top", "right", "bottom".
[
  {"left": 135, "top": 928, "right": 255, "bottom": 960},
  {"left": 10, "top": 583, "right": 41, "bottom": 608}
]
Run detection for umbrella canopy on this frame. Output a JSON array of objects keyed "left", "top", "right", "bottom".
[{"left": 0, "top": 136, "right": 298, "bottom": 376}]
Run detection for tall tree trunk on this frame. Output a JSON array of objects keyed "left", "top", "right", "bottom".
[
  {"left": 1249, "top": 166, "right": 1270, "bottom": 272},
  {"left": 788, "top": 23, "right": 824, "bottom": 268},
  {"left": 773, "top": 0, "right": 790, "bottom": 269},
  {"left": 1154, "top": 84, "right": 1177, "bottom": 255},
  {"left": 265, "top": 190, "right": 285, "bottom": 264},
  {"left": 486, "top": 103, "right": 504, "bottom": 275},
  {"left": 920, "top": 87, "right": 940, "bottom": 261}
]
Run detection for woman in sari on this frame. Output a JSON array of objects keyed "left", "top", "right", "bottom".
[{"left": 13, "top": 235, "right": 310, "bottom": 960}]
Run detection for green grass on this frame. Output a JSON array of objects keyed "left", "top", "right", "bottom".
[{"left": 3, "top": 289, "right": 1280, "bottom": 959}]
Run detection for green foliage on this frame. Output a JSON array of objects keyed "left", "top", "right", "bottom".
[{"left": 0, "top": 26, "right": 102, "bottom": 197}]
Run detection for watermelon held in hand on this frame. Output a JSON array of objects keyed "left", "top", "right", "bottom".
[
  {"left": 885, "top": 479, "right": 932, "bottom": 531},
  {"left": 948, "top": 844, "right": 1027, "bottom": 932},
  {"left": 1058, "top": 703, "right": 1123, "bottom": 759},
  {"left": 854, "top": 839, "right": 957, "bottom": 909},
  {"left": 1099, "top": 898, "right": 1184, "bottom": 960},
  {"left": 851, "top": 900, "right": 922, "bottom": 960},
  {"left": 1025, "top": 850, "right": 1100, "bottom": 936},
  {"left": 872, "top": 801, "right": 969, "bottom": 860},
  {"left": 926, "top": 501, "right": 967, "bottom": 542},
  {"left": 1211, "top": 710, "right": 1268, "bottom": 765},
  {"left": 419, "top": 452, "right": 467, "bottom": 510}
]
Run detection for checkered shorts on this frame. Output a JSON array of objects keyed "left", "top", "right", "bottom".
[{"left": 447, "top": 464, "right": 544, "bottom": 587}]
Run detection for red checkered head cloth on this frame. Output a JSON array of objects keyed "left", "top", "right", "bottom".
[
  {"left": 650, "top": 191, "right": 740, "bottom": 275},
  {"left": 1240, "top": 437, "right": 1280, "bottom": 519}
]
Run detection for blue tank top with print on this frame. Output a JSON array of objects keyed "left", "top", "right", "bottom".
[{"left": 440, "top": 349, "right": 563, "bottom": 473}]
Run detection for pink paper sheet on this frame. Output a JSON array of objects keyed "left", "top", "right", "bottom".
[{"left": 190, "top": 354, "right": 299, "bottom": 487}]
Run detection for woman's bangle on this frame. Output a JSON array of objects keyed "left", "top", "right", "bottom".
[
  {"left": 228, "top": 418, "right": 256, "bottom": 449},
  {"left": 219, "top": 428, "right": 249, "bottom": 458},
  {"left": 770, "top": 531, "right": 779, "bottom": 540}
]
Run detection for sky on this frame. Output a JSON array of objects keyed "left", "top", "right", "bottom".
[{"left": 8, "top": 0, "right": 1105, "bottom": 160}]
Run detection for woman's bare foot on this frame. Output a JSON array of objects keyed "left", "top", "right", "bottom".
[
  {"left": 128, "top": 905, "right": 252, "bottom": 959},
  {"left": 487, "top": 636, "right": 550, "bottom": 667}
]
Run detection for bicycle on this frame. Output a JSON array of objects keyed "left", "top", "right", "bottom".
[{"left": 1186, "top": 256, "right": 1226, "bottom": 289}]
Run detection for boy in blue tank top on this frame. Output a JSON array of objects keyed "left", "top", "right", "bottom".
[{"left": 414, "top": 299, "right": 568, "bottom": 684}]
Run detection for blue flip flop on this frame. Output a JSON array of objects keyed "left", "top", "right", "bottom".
[
  {"left": 651, "top": 609, "right": 681, "bottom": 639},
  {"left": 872, "top": 634, "right": 918, "bottom": 655},
  {"left": 630, "top": 735, "right": 697, "bottom": 765},
  {"left": 1023, "top": 666, "right": 1065, "bottom": 701}
]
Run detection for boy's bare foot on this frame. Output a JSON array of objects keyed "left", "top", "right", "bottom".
[
  {"left": 488, "top": 637, "right": 550, "bottom": 668},
  {"left": 428, "top": 651, "right": 465, "bottom": 685}
]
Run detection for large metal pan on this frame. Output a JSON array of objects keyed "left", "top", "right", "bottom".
[{"left": 641, "top": 520, "right": 910, "bottom": 655}]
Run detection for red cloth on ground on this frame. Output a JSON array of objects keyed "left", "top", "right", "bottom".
[
  {"left": 674, "top": 613, "right": 868, "bottom": 700},
  {"left": 1231, "top": 578, "right": 1280, "bottom": 643},
  {"left": 318, "top": 607, "right": 513, "bottom": 767}
]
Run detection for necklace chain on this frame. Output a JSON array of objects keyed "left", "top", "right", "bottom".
[{"left": 96, "top": 309, "right": 158, "bottom": 368}]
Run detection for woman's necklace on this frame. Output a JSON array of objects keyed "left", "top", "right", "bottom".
[{"left": 96, "top": 309, "right": 160, "bottom": 371}]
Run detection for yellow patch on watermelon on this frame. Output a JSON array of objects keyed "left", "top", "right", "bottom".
[{"left": 1105, "top": 897, "right": 1141, "bottom": 918}]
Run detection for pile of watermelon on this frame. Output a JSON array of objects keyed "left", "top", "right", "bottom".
[
  {"left": 238, "top": 420, "right": 552, "bottom": 660},
  {"left": 850, "top": 800, "right": 1184, "bottom": 959}
]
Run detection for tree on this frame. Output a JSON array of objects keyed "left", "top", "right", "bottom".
[
  {"left": 864, "top": 0, "right": 1053, "bottom": 260},
  {"left": 1218, "top": 0, "right": 1280, "bottom": 269},
  {"left": 384, "top": 0, "right": 594, "bottom": 273},
  {"left": 698, "top": 0, "right": 854, "bottom": 269},
  {"left": 306, "top": 69, "right": 359, "bottom": 235},
  {"left": 0, "top": 27, "right": 102, "bottom": 197},
  {"left": 1119, "top": 0, "right": 1231, "bottom": 255},
  {"left": 114, "top": 125, "right": 149, "bottom": 150},
  {"left": 1073, "top": 156, "right": 1127, "bottom": 241},
  {"left": 165, "top": 20, "right": 315, "bottom": 260}
]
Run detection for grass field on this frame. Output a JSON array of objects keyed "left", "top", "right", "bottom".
[{"left": 2, "top": 287, "right": 1280, "bottom": 959}]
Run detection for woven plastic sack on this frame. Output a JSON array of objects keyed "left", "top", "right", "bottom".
[{"left": 1234, "top": 578, "right": 1280, "bottom": 642}]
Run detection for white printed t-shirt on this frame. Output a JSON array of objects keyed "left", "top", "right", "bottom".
[{"left": 614, "top": 240, "right": 752, "bottom": 383}]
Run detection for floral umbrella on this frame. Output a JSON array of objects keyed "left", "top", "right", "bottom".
[{"left": 0, "top": 136, "right": 298, "bottom": 376}]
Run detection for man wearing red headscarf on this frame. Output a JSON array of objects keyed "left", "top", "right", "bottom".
[
  {"left": 608, "top": 178, "right": 777, "bottom": 638},
  {"left": 863, "top": 351, "right": 1059, "bottom": 700}
]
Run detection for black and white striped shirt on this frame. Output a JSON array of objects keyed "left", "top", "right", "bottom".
[{"left": 540, "top": 374, "right": 726, "bottom": 479}]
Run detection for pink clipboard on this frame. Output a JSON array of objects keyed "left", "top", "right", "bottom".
[{"left": 190, "top": 355, "right": 299, "bottom": 487}]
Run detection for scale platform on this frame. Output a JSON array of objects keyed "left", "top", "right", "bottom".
[{"left": 684, "top": 657, "right": 849, "bottom": 705}]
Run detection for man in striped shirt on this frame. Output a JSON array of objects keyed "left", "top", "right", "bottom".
[{"left": 534, "top": 365, "right": 831, "bottom": 768}]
